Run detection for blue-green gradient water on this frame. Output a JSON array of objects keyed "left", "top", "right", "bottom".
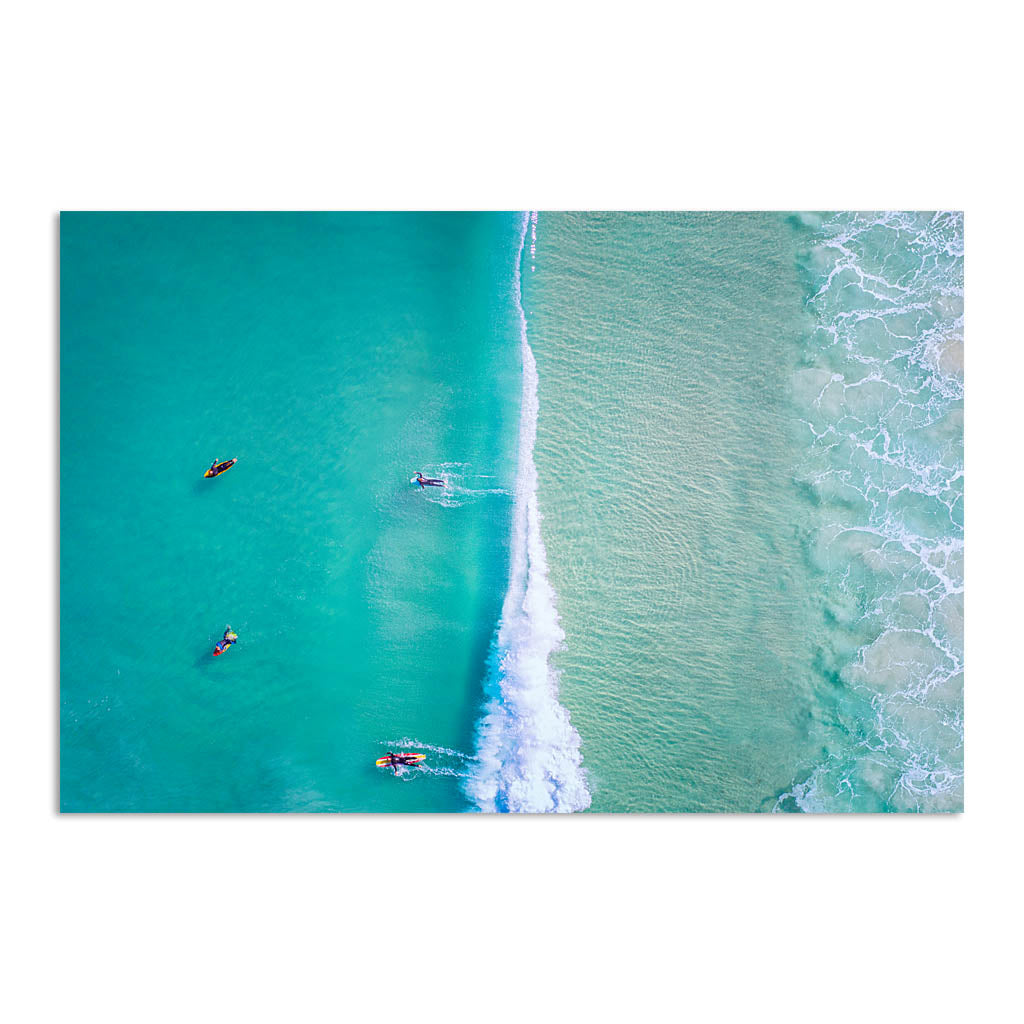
[
  {"left": 61, "top": 213, "right": 523, "bottom": 811},
  {"left": 61, "top": 211, "right": 963, "bottom": 813}
]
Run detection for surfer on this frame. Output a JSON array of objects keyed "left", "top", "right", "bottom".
[
  {"left": 213, "top": 626, "right": 238, "bottom": 656},
  {"left": 382, "top": 751, "right": 419, "bottom": 774},
  {"left": 413, "top": 471, "right": 445, "bottom": 488},
  {"left": 205, "top": 457, "right": 237, "bottom": 479}
]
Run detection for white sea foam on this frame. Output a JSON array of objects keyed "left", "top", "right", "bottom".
[
  {"left": 464, "top": 212, "right": 591, "bottom": 813},
  {"left": 778, "top": 211, "right": 964, "bottom": 813}
]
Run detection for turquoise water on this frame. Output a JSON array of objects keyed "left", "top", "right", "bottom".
[
  {"left": 61, "top": 211, "right": 963, "bottom": 813},
  {"left": 61, "top": 212, "right": 522, "bottom": 811}
]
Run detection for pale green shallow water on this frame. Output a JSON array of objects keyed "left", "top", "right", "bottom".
[
  {"left": 524, "top": 213, "right": 823, "bottom": 810},
  {"left": 525, "top": 212, "right": 963, "bottom": 812}
]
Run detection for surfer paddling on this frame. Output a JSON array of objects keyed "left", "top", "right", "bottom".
[
  {"left": 381, "top": 751, "right": 424, "bottom": 774},
  {"left": 413, "top": 471, "right": 445, "bottom": 488}
]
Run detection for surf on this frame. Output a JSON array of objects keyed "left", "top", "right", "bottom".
[
  {"left": 778, "top": 211, "right": 964, "bottom": 812},
  {"left": 465, "top": 212, "right": 591, "bottom": 813}
]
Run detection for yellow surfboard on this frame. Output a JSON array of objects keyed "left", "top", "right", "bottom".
[{"left": 204, "top": 458, "right": 237, "bottom": 479}]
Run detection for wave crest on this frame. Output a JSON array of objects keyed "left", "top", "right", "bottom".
[{"left": 464, "top": 213, "right": 591, "bottom": 813}]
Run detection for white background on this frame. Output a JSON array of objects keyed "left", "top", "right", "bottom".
[{"left": 3, "top": 2, "right": 1020, "bottom": 1021}]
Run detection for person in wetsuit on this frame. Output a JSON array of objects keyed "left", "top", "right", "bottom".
[
  {"left": 383, "top": 751, "right": 419, "bottom": 775},
  {"left": 415, "top": 471, "right": 445, "bottom": 488}
]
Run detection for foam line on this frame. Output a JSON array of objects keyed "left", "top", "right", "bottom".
[{"left": 465, "top": 212, "right": 591, "bottom": 813}]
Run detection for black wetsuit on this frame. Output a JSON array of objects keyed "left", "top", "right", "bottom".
[
  {"left": 385, "top": 752, "right": 418, "bottom": 774},
  {"left": 416, "top": 473, "right": 444, "bottom": 488}
]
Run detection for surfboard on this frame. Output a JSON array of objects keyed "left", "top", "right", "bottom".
[
  {"left": 205, "top": 458, "right": 237, "bottom": 479},
  {"left": 375, "top": 753, "right": 426, "bottom": 767}
]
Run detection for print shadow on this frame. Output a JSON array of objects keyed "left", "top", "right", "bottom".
[{"left": 53, "top": 213, "right": 61, "bottom": 813}]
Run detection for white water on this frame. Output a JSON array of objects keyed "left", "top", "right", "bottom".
[
  {"left": 777, "top": 211, "right": 964, "bottom": 812},
  {"left": 465, "top": 212, "right": 591, "bottom": 813}
]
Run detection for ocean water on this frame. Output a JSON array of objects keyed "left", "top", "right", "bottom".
[
  {"left": 61, "top": 210, "right": 963, "bottom": 813},
  {"left": 464, "top": 213, "right": 590, "bottom": 812},
  {"left": 60, "top": 212, "right": 523, "bottom": 811},
  {"left": 781, "top": 212, "right": 964, "bottom": 812},
  {"left": 524, "top": 211, "right": 963, "bottom": 813}
]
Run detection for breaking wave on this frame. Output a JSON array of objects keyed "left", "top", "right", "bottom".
[{"left": 464, "top": 212, "right": 591, "bottom": 813}]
